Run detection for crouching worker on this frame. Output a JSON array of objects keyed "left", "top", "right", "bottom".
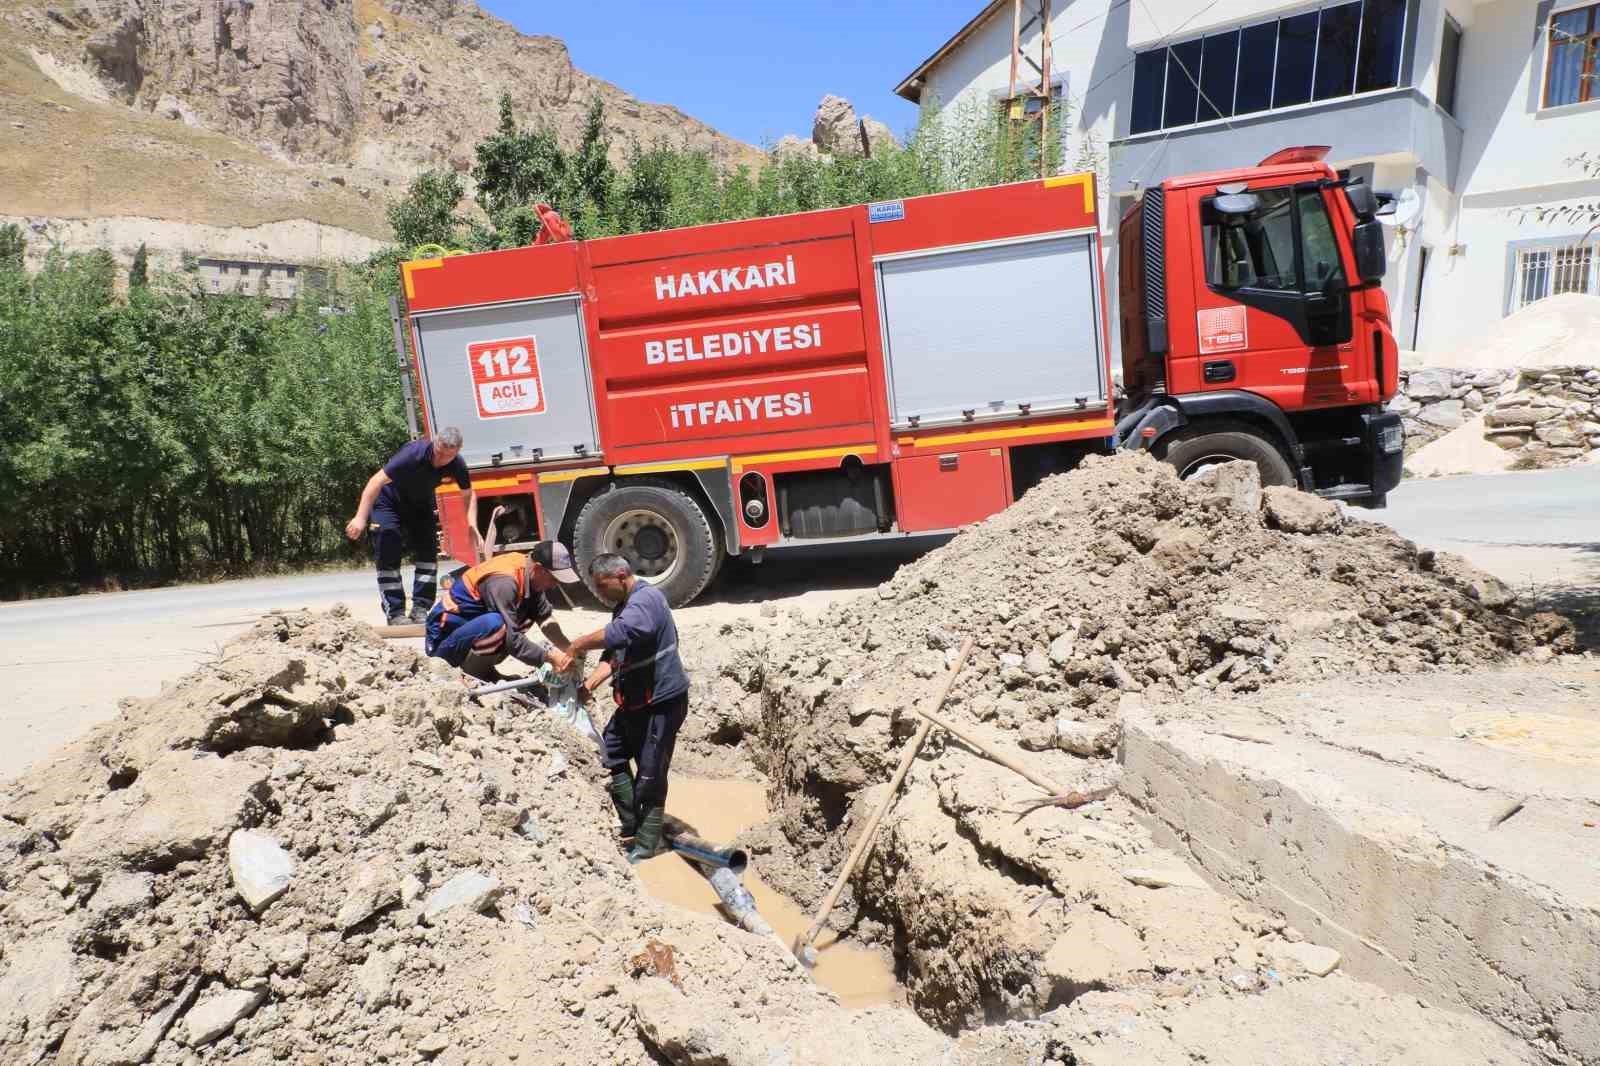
[
  {"left": 569, "top": 554, "right": 688, "bottom": 864},
  {"left": 424, "top": 542, "right": 582, "bottom": 683}
]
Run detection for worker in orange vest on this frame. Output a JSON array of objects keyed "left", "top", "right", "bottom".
[{"left": 423, "top": 542, "right": 581, "bottom": 682}]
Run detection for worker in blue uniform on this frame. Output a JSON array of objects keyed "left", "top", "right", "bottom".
[{"left": 346, "top": 428, "right": 479, "bottom": 625}]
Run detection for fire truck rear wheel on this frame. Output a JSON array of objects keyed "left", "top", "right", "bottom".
[
  {"left": 1155, "top": 422, "right": 1296, "bottom": 488},
  {"left": 572, "top": 480, "right": 722, "bottom": 607}
]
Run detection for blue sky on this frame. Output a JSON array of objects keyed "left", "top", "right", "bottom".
[{"left": 477, "top": 1, "right": 982, "bottom": 147}]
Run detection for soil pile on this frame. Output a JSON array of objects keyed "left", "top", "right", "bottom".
[
  {"left": 693, "top": 453, "right": 1572, "bottom": 1034},
  {"left": 0, "top": 607, "right": 987, "bottom": 1066},
  {"left": 1428, "top": 293, "right": 1600, "bottom": 371}
]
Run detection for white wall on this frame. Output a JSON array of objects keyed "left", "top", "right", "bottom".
[
  {"left": 1421, "top": 0, "right": 1600, "bottom": 351},
  {"left": 917, "top": 0, "right": 1133, "bottom": 217}
]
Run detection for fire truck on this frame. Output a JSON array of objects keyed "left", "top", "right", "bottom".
[{"left": 399, "top": 146, "right": 1403, "bottom": 606}]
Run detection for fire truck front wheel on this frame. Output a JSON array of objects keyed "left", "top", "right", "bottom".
[
  {"left": 1155, "top": 422, "right": 1296, "bottom": 488},
  {"left": 572, "top": 480, "right": 722, "bottom": 607}
]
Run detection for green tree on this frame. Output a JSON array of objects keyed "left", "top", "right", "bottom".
[
  {"left": 387, "top": 169, "right": 467, "bottom": 251},
  {"left": 128, "top": 242, "right": 149, "bottom": 289},
  {"left": 472, "top": 93, "right": 568, "bottom": 222},
  {"left": 0, "top": 224, "right": 24, "bottom": 270}
]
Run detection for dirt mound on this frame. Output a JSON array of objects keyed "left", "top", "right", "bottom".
[
  {"left": 0, "top": 607, "right": 984, "bottom": 1066},
  {"left": 1428, "top": 293, "right": 1600, "bottom": 371},
  {"left": 694, "top": 453, "right": 1573, "bottom": 1031}
]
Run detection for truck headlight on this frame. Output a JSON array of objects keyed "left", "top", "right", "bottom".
[{"left": 1379, "top": 424, "right": 1404, "bottom": 454}]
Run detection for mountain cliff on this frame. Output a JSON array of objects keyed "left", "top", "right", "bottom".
[{"left": 1, "top": 0, "right": 764, "bottom": 249}]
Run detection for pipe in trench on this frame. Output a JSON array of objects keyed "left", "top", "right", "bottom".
[{"left": 662, "top": 815, "right": 748, "bottom": 876}]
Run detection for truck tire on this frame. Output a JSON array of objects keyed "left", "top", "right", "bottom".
[
  {"left": 572, "top": 479, "right": 721, "bottom": 607},
  {"left": 1155, "top": 422, "right": 1296, "bottom": 488}
]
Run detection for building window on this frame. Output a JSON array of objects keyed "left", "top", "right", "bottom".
[
  {"left": 1127, "top": 0, "right": 1411, "bottom": 135},
  {"left": 1437, "top": 16, "right": 1462, "bottom": 116},
  {"left": 1545, "top": 4, "right": 1600, "bottom": 107},
  {"left": 1512, "top": 241, "right": 1596, "bottom": 310}
]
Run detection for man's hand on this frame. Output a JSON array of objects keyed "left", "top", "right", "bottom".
[
  {"left": 345, "top": 517, "right": 366, "bottom": 541},
  {"left": 546, "top": 646, "right": 574, "bottom": 674},
  {"left": 574, "top": 680, "right": 594, "bottom": 706}
]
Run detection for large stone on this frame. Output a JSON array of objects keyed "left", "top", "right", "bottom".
[
  {"left": 1189, "top": 459, "right": 1263, "bottom": 516},
  {"left": 66, "top": 751, "right": 269, "bottom": 874},
  {"left": 179, "top": 987, "right": 266, "bottom": 1046},
  {"left": 812, "top": 93, "right": 862, "bottom": 155},
  {"left": 0, "top": 935, "right": 81, "bottom": 1063},
  {"left": 1404, "top": 367, "right": 1453, "bottom": 401},
  {"left": 335, "top": 858, "right": 402, "bottom": 930},
  {"left": 420, "top": 870, "right": 503, "bottom": 925},
  {"left": 1416, "top": 398, "right": 1464, "bottom": 429},
  {"left": 1467, "top": 368, "right": 1509, "bottom": 388},
  {"left": 227, "top": 829, "right": 295, "bottom": 913},
  {"left": 1486, "top": 430, "right": 1530, "bottom": 450},
  {"left": 1262, "top": 487, "right": 1342, "bottom": 535},
  {"left": 1485, "top": 402, "right": 1559, "bottom": 428},
  {"left": 860, "top": 115, "right": 897, "bottom": 157},
  {"left": 1536, "top": 419, "right": 1585, "bottom": 447}
]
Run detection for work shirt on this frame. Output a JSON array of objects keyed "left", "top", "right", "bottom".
[
  {"left": 375, "top": 440, "right": 470, "bottom": 522},
  {"left": 602, "top": 581, "right": 688, "bottom": 710},
  {"left": 475, "top": 573, "right": 554, "bottom": 666}
]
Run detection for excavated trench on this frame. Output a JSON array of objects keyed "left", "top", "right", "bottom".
[{"left": 633, "top": 776, "right": 901, "bottom": 1009}]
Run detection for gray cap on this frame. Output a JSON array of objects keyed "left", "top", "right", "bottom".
[{"left": 531, "top": 540, "right": 580, "bottom": 584}]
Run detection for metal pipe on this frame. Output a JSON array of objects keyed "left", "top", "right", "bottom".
[
  {"left": 388, "top": 295, "right": 420, "bottom": 440},
  {"left": 469, "top": 674, "right": 546, "bottom": 698},
  {"left": 662, "top": 816, "right": 748, "bottom": 876}
]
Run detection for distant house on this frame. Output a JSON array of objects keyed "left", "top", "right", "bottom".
[
  {"left": 197, "top": 258, "right": 328, "bottom": 301},
  {"left": 896, "top": 1, "right": 1600, "bottom": 355}
]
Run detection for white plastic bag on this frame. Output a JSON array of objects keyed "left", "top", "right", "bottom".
[{"left": 530, "top": 662, "right": 600, "bottom": 746}]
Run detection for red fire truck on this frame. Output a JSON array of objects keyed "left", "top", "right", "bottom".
[{"left": 400, "top": 147, "right": 1403, "bottom": 605}]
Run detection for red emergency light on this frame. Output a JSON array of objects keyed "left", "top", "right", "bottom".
[{"left": 1258, "top": 146, "right": 1331, "bottom": 166}]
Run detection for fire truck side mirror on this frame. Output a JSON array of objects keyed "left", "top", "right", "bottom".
[{"left": 1351, "top": 219, "right": 1386, "bottom": 285}]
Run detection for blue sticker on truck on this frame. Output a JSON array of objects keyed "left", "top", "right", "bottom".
[{"left": 867, "top": 200, "right": 905, "bottom": 223}]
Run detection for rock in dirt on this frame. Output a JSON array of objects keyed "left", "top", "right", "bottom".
[
  {"left": 227, "top": 829, "right": 295, "bottom": 913},
  {"left": 1189, "top": 459, "right": 1263, "bottom": 516},
  {"left": 335, "top": 858, "right": 401, "bottom": 930},
  {"left": 1042, "top": 911, "right": 1148, "bottom": 991},
  {"left": 420, "top": 871, "right": 503, "bottom": 924},
  {"left": 66, "top": 751, "right": 269, "bottom": 875},
  {"left": 1261, "top": 485, "right": 1342, "bottom": 534},
  {"left": 1267, "top": 941, "right": 1342, "bottom": 977},
  {"left": 179, "top": 986, "right": 266, "bottom": 1046}
]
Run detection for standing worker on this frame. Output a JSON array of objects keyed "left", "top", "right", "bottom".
[
  {"left": 424, "top": 543, "right": 581, "bottom": 682},
  {"left": 569, "top": 554, "right": 689, "bottom": 864},
  {"left": 346, "top": 428, "right": 479, "bottom": 625}
]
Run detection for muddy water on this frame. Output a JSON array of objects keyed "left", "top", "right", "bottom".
[{"left": 633, "top": 776, "right": 902, "bottom": 1009}]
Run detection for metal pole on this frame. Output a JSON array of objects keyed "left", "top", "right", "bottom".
[
  {"left": 388, "top": 294, "right": 421, "bottom": 440},
  {"left": 1040, "top": 0, "right": 1052, "bottom": 179}
]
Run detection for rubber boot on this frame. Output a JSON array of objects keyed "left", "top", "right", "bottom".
[
  {"left": 608, "top": 772, "right": 638, "bottom": 842},
  {"left": 627, "top": 807, "right": 664, "bottom": 865}
]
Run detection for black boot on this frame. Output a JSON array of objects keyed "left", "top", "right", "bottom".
[
  {"left": 608, "top": 772, "right": 638, "bottom": 842},
  {"left": 627, "top": 807, "right": 664, "bottom": 865}
]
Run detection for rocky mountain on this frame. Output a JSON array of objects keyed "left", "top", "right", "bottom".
[{"left": 1, "top": 0, "right": 764, "bottom": 261}]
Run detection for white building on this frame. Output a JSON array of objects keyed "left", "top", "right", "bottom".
[{"left": 895, "top": 1, "right": 1600, "bottom": 356}]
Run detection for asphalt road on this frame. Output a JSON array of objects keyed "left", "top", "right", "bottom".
[
  {"left": 1, "top": 467, "right": 1594, "bottom": 783},
  {"left": 1371, "top": 464, "right": 1600, "bottom": 588}
]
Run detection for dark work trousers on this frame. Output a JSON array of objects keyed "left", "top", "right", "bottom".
[
  {"left": 600, "top": 693, "right": 689, "bottom": 818},
  {"left": 370, "top": 510, "right": 438, "bottom": 621}
]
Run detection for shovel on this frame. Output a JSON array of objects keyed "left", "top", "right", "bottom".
[{"left": 791, "top": 636, "right": 975, "bottom": 968}]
